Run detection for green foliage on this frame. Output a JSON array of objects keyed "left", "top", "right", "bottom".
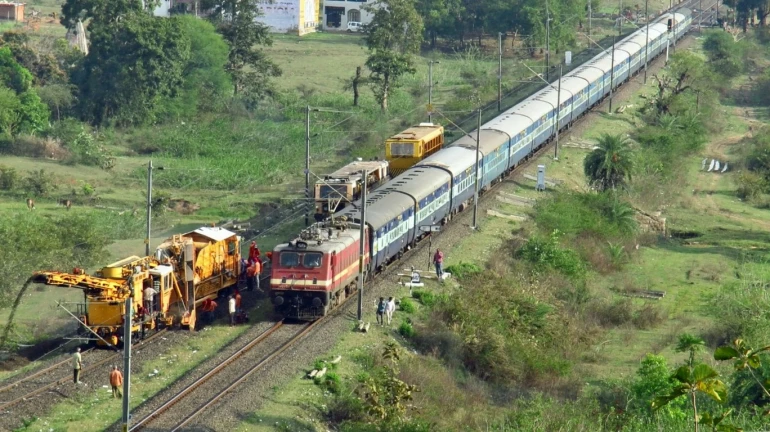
[
  {"left": 23, "top": 169, "right": 56, "bottom": 197},
  {"left": 316, "top": 372, "right": 342, "bottom": 394},
  {"left": 0, "top": 165, "right": 19, "bottom": 190},
  {"left": 0, "top": 86, "right": 21, "bottom": 136},
  {"left": 0, "top": 210, "right": 142, "bottom": 306},
  {"left": 630, "top": 354, "right": 688, "bottom": 418},
  {"left": 16, "top": 90, "right": 49, "bottom": 134},
  {"left": 60, "top": 0, "right": 147, "bottom": 29},
  {"left": 703, "top": 31, "right": 744, "bottom": 80},
  {"left": 399, "top": 298, "right": 415, "bottom": 314},
  {"left": 363, "top": 0, "right": 423, "bottom": 110},
  {"left": 676, "top": 333, "right": 706, "bottom": 368},
  {"left": 356, "top": 342, "right": 419, "bottom": 424},
  {"left": 156, "top": 16, "right": 232, "bottom": 119},
  {"left": 518, "top": 230, "right": 586, "bottom": 280},
  {"left": 398, "top": 321, "right": 415, "bottom": 338},
  {"left": 443, "top": 262, "right": 481, "bottom": 279},
  {"left": 584, "top": 133, "right": 634, "bottom": 191},
  {"left": 36, "top": 84, "right": 76, "bottom": 121},
  {"left": 62, "top": 126, "right": 115, "bottom": 169},
  {"left": 653, "top": 363, "right": 728, "bottom": 432},
  {"left": 74, "top": 12, "right": 190, "bottom": 126},
  {"left": 411, "top": 290, "right": 436, "bottom": 307},
  {"left": 210, "top": 0, "right": 280, "bottom": 104},
  {"left": 0, "top": 45, "right": 33, "bottom": 94}
]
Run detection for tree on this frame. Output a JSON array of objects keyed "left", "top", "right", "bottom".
[
  {"left": 73, "top": 12, "right": 190, "bottom": 125},
  {"left": 0, "top": 87, "right": 21, "bottom": 137},
  {"left": 342, "top": 66, "right": 368, "bottom": 107},
  {"left": 359, "top": 342, "right": 419, "bottom": 423},
  {"left": 649, "top": 52, "right": 714, "bottom": 115},
  {"left": 156, "top": 15, "right": 232, "bottom": 118},
  {"left": 702, "top": 31, "right": 744, "bottom": 80},
  {"left": 207, "top": 0, "right": 281, "bottom": 103},
  {"left": 653, "top": 363, "right": 728, "bottom": 432},
  {"left": 677, "top": 333, "right": 706, "bottom": 369},
  {"left": 415, "top": 0, "right": 463, "bottom": 47},
  {"left": 0, "top": 47, "right": 49, "bottom": 134},
  {"left": 60, "top": 0, "right": 157, "bottom": 29},
  {"left": 715, "top": 338, "right": 770, "bottom": 402},
  {"left": 37, "top": 84, "right": 75, "bottom": 121},
  {"left": 584, "top": 133, "right": 634, "bottom": 191},
  {"left": 364, "top": 0, "right": 424, "bottom": 111}
]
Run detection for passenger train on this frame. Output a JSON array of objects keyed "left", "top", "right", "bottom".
[{"left": 269, "top": 8, "right": 693, "bottom": 319}]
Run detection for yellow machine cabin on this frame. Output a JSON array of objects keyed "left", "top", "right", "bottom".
[
  {"left": 314, "top": 159, "right": 389, "bottom": 219},
  {"left": 385, "top": 123, "right": 444, "bottom": 176},
  {"left": 33, "top": 226, "right": 242, "bottom": 347}
]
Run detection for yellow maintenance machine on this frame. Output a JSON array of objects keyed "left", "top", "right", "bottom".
[{"left": 33, "top": 226, "right": 241, "bottom": 346}]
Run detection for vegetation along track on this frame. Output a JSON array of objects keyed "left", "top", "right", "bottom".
[
  {"left": 128, "top": 321, "right": 317, "bottom": 431},
  {"left": 0, "top": 329, "right": 167, "bottom": 422}
]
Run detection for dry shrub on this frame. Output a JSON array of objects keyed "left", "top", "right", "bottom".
[
  {"left": 701, "top": 322, "right": 741, "bottom": 349},
  {"left": 412, "top": 318, "right": 464, "bottom": 368},
  {"left": 572, "top": 233, "right": 615, "bottom": 274},
  {"left": 632, "top": 304, "right": 665, "bottom": 330},
  {"left": 0, "top": 135, "right": 68, "bottom": 159},
  {"left": 586, "top": 298, "right": 634, "bottom": 328}
]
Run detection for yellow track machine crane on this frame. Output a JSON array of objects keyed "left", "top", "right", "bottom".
[{"left": 33, "top": 226, "right": 242, "bottom": 347}]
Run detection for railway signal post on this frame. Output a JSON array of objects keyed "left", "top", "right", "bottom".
[
  {"left": 554, "top": 64, "right": 562, "bottom": 160},
  {"left": 609, "top": 36, "right": 616, "bottom": 114},
  {"left": 357, "top": 170, "right": 367, "bottom": 321},
  {"left": 305, "top": 105, "right": 311, "bottom": 227},
  {"left": 498, "top": 32, "right": 503, "bottom": 112},
  {"left": 122, "top": 296, "right": 132, "bottom": 431},
  {"left": 145, "top": 160, "right": 153, "bottom": 256},
  {"left": 644, "top": 0, "right": 650, "bottom": 84}
]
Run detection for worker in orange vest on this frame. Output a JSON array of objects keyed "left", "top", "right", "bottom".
[
  {"left": 200, "top": 298, "right": 217, "bottom": 325},
  {"left": 246, "top": 259, "right": 262, "bottom": 291},
  {"left": 249, "top": 241, "right": 261, "bottom": 263},
  {"left": 109, "top": 365, "right": 123, "bottom": 398}
]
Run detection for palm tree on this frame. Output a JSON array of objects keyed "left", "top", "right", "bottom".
[{"left": 584, "top": 133, "right": 634, "bottom": 191}]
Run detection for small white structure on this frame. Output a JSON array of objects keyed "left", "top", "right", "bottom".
[{"left": 322, "top": 0, "right": 375, "bottom": 31}]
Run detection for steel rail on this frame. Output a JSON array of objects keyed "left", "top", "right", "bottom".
[
  {"left": 0, "top": 347, "right": 96, "bottom": 394},
  {"left": 0, "top": 329, "right": 167, "bottom": 410},
  {"left": 168, "top": 323, "right": 317, "bottom": 431},
  {"left": 128, "top": 321, "right": 285, "bottom": 431}
]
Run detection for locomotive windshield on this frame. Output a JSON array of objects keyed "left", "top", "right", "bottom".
[
  {"left": 303, "top": 253, "right": 322, "bottom": 268},
  {"left": 279, "top": 252, "right": 299, "bottom": 267}
]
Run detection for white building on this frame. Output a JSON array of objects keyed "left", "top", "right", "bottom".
[{"left": 322, "top": 0, "right": 374, "bottom": 30}]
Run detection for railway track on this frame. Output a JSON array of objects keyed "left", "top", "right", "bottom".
[
  {"left": 0, "top": 330, "right": 166, "bottom": 412},
  {"left": 128, "top": 321, "right": 317, "bottom": 431}
]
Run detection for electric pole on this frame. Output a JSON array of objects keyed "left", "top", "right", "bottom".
[
  {"left": 121, "top": 297, "right": 132, "bottom": 432},
  {"left": 428, "top": 61, "right": 436, "bottom": 123},
  {"left": 699, "top": 0, "right": 703, "bottom": 30},
  {"left": 554, "top": 64, "right": 562, "bottom": 160},
  {"left": 356, "top": 170, "right": 367, "bottom": 321},
  {"left": 588, "top": 0, "right": 592, "bottom": 36},
  {"left": 546, "top": 2, "right": 551, "bottom": 81},
  {"left": 619, "top": 0, "right": 623, "bottom": 35},
  {"left": 472, "top": 109, "right": 481, "bottom": 230},
  {"left": 145, "top": 160, "right": 152, "bottom": 257},
  {"left": 644, "top": 0, "right": 650, "bottom": 84},
  {"left": 305, "top": 105, "right": 311, "bottom": 227},
  {"left": 498, "top": 33, "right": 503, "bottom": 112},
  {"left": 609, "top": 36, "right": 616, "bottom": 114}
]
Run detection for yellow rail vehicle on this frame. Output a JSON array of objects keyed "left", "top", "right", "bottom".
[
  {"left": 385, "top": 123, "right": 444, "bottom": 176},
  {"left": 34, "top": 226, "right": 241, "bottom": 346}
]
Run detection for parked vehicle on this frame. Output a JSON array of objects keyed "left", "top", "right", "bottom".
[{"left": 347, "top": 21, "right": 362, "bottom": 32}]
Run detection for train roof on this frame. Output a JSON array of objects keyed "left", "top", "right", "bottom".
[
  {"left": 387, "top": 123, "right": 444, "bottom": 141},
  {"left": 335, "top": 189, "right": 414, "bottom": 231},
  {"left": 616, "top": 31, "right": 648, "bottom": 53},
  {"left": 507, "top": 98, "right": 554, "bottom": 122},
  {"left": 415, "top": 145, "right": 477, "bottom": 176},
  {"left": 453, "top": 129, "right": 510, "bottom": 155},
  {"left": 384, "top": 167, "right": 451, "bottom": 199},
  {"left": 189, "top": 226, "right": 237, "bottom": 242},
  {"left": 324, "top": 159, "right": 388, "bottom": 179},
  {"left": 482, "top": 112, "right": 532, "bottom": 138},
  {"left": 535, "top": 84, "right": 574, "bottom": 108},
  {"left": 275, "top": 222, "right": 361, "bottom": 254}
]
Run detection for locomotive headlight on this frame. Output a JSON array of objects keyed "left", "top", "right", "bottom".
[
  {"left": 274, "top": 296, "right": 284, "bottom": 306},
  {"left": 312, "top": 297, "right": 323, "bottom": 308}
]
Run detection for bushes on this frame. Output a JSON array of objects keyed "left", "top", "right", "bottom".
[
  {"left": 533, "top": 192, "right": 638, "bottom": 241},
  {"left": 399, "top": 298, "right": 415, "bottom": 314},
  {"left": 518, "top": 230, "right": 586, "bottom": 280},
  {"left": 443, "top": 262, "right": 481, "bottom": 279},
  {"left": 398, "top": 321, "right": 415, "bottom": 338}
]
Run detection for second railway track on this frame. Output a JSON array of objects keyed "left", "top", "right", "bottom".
[{"left": 129, "top": 321, "right": 315, "bottom": 431}]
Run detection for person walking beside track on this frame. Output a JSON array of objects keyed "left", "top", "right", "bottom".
[
  {"left": 109, "top": 365, "right": 123, "bottom": 398},
  {"left": 433, "top": 248, "right": 444, "bottom": 281},
  {"left": 376, "top": 297, "right": 386, "bottom": 326},
  {"left": 73, "top": 347, "right": 82, "bottom": 385},
  {"left": 386, "top": 297, "right": 395, "bottom": 326}
]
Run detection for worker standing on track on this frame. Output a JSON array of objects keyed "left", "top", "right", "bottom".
[
  {"left": 109, "top": 365, "right": 123, "bottom": 398},
  {"left": 234, "top": 289, "right": 242, "bottom": 313},
  {"left": 228, "top": 295, "right": 236, "bottom": 326},
  {"left": 73, "top": 347, "right": 82, "bottom": 385},
  {"left": 246, "top": 258, "right": 262, "bottom": 292}
]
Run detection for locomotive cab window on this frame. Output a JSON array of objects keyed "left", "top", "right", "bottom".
[
  {"left": 228, "top": 241, "right": 236, "bottom": 256},
  {"left": 303, "top": 253, "right": 323, "bottom": 268},
  {"left": 280, "top": 252, "right": 300, "bottom": 268}
]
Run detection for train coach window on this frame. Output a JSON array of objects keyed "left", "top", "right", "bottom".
[
  {"left": 303, "top": 253, "right": 323, "bottom": 268},
  {"left": 280, "top": 252, "right": 300, "bottom": 267}
]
